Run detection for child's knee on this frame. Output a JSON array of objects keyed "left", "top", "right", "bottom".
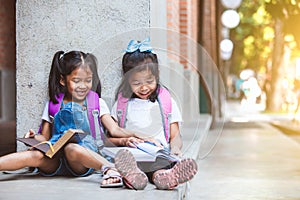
[
  {"left": 29, "top": 150, "right": 46, "bottom": 164},
  {"left": 64, "top": 143, "right": 83, "bottom": 160}
]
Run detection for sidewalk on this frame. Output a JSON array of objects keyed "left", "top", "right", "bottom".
[
  {"left": 270, "top": 120, "right": 300, "bottom": 143},
  {"left": 187, "top": 101, "right": 300, "bottom": 199},
  {"left": 0, "top": 115, "right": 212, "bottom": 200},
  {"left": 3, "top": 100, "right": 300, "bottom": 199}
]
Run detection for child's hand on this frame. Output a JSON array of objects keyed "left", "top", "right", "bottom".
[
  {"left": 170, "top": 146, "right": 182, "bottom": 157},
  {"left": 23, "top": 129, "right": 36, "bottom": 138},
  {"left": 125, "top": 137, "right": 144, "bottom": 148},
  {"left": 144, "top": 138, "right": 163, "bottom": 148}
]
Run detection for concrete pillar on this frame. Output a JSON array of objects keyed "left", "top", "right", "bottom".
[
  {"left": 150, "top": 1, "right": 169, "bottom": 87},
  {"left": 16, "top": 0, "right": 150, "bottom": 147},
  {"left": 183, "top": 68, "right": 200, "bottom": 120}
]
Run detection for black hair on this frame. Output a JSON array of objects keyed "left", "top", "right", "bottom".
[
  {"left": 48, "top": 50, "right": 101, "bottom": 104},
  {"left": 116, "top": 49, "right": 160, "bottom": 102}
]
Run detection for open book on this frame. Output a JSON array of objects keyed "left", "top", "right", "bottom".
[
  {"left": 17, "top": 129, "right": 87, "bottom": 158},
  {"left": 102, "top": 142, "right": 180, "bottom": 162}
]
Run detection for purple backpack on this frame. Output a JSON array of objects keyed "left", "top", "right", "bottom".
[
  {"left": 43, "top": 91, "right": 103, "bottom": 140},
  {"left": 116, "top": 86, "right": 172, "bottom": 142}
]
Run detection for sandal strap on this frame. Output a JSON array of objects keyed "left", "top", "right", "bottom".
[
  {"left": 102, "top": 168, "right": 122, "bottom": 181},
  {"left": 101, "top": 166, "right": 118, "bottom": 175}
]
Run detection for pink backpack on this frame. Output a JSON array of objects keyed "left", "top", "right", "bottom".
[
  {"left": 116, "top": 86, "right": 172, "bottom": 142},
  {"left": 40, "top": 91, "right": 103, "bottom": 141}
]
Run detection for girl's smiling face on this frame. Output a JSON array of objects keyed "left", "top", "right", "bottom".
[
  {"left": 61, "top": 66, "right": 93, "bottom": 103},
  {"left": 129, "top": 69, "right": 157, "bottom": 100}
]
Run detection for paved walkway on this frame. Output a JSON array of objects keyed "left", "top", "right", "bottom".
[
  {"left": 188, "top": 101, "right": 300, "bottom": 199},
  {"left": 0, "top": 115, "right": 211, "bottom": 200},
  {"left": 1, "top": 101, "right": 300, "bottom": 200}
]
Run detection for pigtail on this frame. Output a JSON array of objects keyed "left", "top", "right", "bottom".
[
  {"left": 115, "top": 77, "right": 128, "bottom": 100},
  {"left": 85, "top": 53, "right": 101, "bottom": 97},
  {"left": 48, "top": 51, "right": 64, "bottom": 104}
]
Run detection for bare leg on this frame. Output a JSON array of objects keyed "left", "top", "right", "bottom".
[
  {"left": 0, "top": 150, "right": 60, "bottom": 174},
  {"left": 63, "top": 143, "right": 120, "bottom": 185},
  {"left": 63, "top": 143, "right": 113, "bottom": 173}
]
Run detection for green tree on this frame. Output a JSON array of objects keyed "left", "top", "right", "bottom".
[
  {"left": 264, "top": 0, "right": 300, "bottom": 111},
  {"left": 231, "top": 0, "right": 300, "bottom": 111},
  {"left": 232, "top": 0, "right": 272, "bottom": 74}
]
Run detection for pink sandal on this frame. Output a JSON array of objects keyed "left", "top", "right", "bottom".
[
  {"left": 114, "top": 149, "right": 148, "bottom": 190},
  {"left": 152, "top": 158, "right": 198, "bottom": 190}
]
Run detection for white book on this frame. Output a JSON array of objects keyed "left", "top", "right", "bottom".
[{"left": 101, "top": 142, "right": 180, "bottom": 162}]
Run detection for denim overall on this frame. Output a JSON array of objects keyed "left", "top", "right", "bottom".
[
  {"left": 41, "top": 101, "right": 97, "bottom": 177},
  {"left": 50, "top": 101, "right": 98, "bottom": 152}
]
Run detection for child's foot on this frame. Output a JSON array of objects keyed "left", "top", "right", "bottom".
[
  {"left": 152, "top": 158, "right": 198, "bottom": 190},
  {"left": 114, "top": 149, "right": 148, "bottom": 190},
  {"left": 100, "top": 168, "right": 123, "bottom": 188}
]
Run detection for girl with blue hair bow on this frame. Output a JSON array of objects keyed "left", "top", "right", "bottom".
[{"left": 106, "top": 38, "right": 198, "bottom": 190}]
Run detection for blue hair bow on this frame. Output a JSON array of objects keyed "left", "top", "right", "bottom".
[{"left": 125, "top": 37, "right": 153, "bottom": 53}]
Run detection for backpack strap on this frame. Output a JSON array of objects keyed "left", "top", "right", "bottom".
[
  {"left": 40, "top": 91, "right": 103, "bottom": 143},
  {"left": 48, "top": 93, "right": 64, "bottom": 121},
  {"left": 86, "top": 91, "right": 103, "bottom": 141},
  {"left": 116, "top": 86, "right": 172, "bottom": 142},
  {"left": 157, "top": 87, "right": 172, "bottom": 142},
  {"left": 116, "top": 92, "right": 129, "bottom": 128},
  {"left": 37, "top": 93, "right": 63, "bottom": 134}
]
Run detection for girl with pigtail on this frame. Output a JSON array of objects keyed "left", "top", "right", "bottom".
[{"left": 0, "top": 50, "right": 136, "bottom": 188}]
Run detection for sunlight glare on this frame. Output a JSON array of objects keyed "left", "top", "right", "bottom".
[{"left": 230, "top": 117, "right": 250, "bottom": 123}]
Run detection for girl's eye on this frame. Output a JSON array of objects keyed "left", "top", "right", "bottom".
[
  {"left": 73, "top": 79, "right": 80, "bottom": 83},
  {"left": 132, "top": 82, "right": 141, "bottom": 86},
  {"left": 86, "top": 79, "right": 92, "bottom": 83},
  {"left": 146, "top": 79, "right": 155, "bottom": 84}
]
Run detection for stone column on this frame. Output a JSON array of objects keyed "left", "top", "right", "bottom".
[{"left": 16, "top": 0, "right": 150, "bottom": 148}]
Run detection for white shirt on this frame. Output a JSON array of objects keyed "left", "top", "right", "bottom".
[
  {"left": 41, "top": 98, "right": 110, "bottom": 123},
  {"left": 111, "top": 98, "right": 182, "bottom": 148}
]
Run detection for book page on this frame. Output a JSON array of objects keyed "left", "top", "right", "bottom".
[
  {"left": 135, "top": 142, "right": 163, "bottom": 156},
  {"left": 102, "top": 146, "right": 156, "bottom": 162},
  {"left": 136, "top": 142, "right": 180, "bottom": 162}
]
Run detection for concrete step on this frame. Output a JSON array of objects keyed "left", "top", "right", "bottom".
[{"left": 0, "top": 116, "right": 212, "bottom": 200}]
